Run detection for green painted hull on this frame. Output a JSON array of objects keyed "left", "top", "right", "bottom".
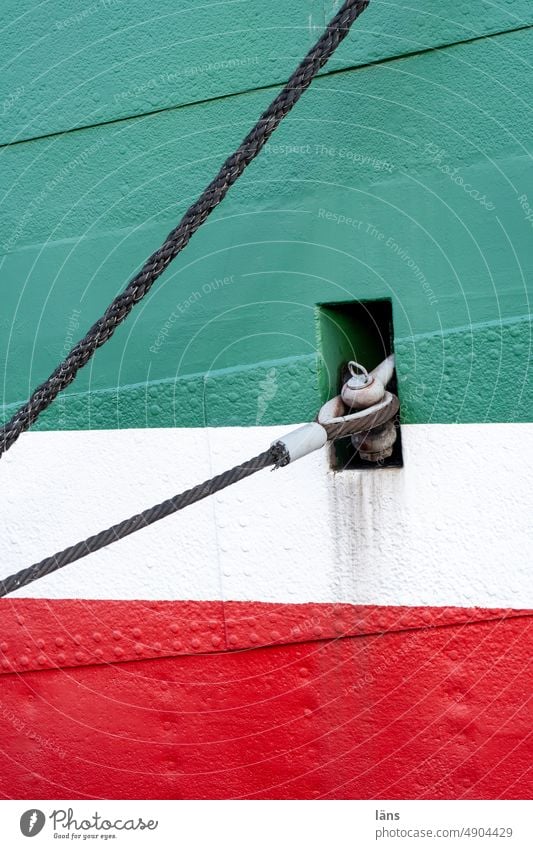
[{"left": 1, "top": 3, "right": 531, "bottom": 429}]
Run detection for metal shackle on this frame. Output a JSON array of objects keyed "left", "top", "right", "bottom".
[{"left": 341, "top": 355, "right": 395, "bottom": 410}]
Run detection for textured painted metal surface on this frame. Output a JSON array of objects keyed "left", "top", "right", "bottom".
[
  {"left": 2, "top": 424, "right": 532, "bottom": 607},
  {"left": 1, "top": 1, "right": 531, "bottom": 144},
  {"left": 0, "top": 599, "right": 225, "bottom": 672},
  {"left": 2, "top": 355, "right": 320, "bottom": 431},
  {"left": 1, "top": 598, "right": 527, "bottom": 674},
  {"left": 1, "top": 2, "right": 532, "bottom": 804},
  {"left": 1, "top": 28, "right": 532, "bottom": 426},
  {"left": 0, "top": 615, "right": 530, "bottom": 799},
  {"left": 1, "top": 319, "right": 530, "bottom": 431}
]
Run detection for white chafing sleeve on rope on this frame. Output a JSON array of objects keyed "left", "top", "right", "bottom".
[{"left": 272, "top": 422, "right": 328, "bottom": 464}]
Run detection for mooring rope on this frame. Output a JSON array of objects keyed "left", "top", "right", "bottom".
[
  {"left": 0, "top": 385, "right": 399, "bottom": 599},
  {"left": 0, "top": 446, "right": 286, "bottom": 598},
  {"left": 0, "top": 0, "right": 370, "bottom": 458}
]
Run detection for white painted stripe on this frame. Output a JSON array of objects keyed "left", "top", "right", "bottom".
[{"left": 2, "top": 424, "right": 532, "bottom": 607}]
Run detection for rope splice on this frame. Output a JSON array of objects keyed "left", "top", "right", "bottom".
[{"left": 0, "top": 356, "right": 398, "bottom": 599}]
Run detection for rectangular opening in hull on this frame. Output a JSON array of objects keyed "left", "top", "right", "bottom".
[{"left": 316, "top": 298, "right": 403, "bottom": 470}]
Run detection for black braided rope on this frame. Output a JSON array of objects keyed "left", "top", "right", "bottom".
[
  {"left": 0, "top": 0, "right": 369, "bottom": 458},
  {"left": 0, "top": 445, "right": 287, "bottom": 598}
]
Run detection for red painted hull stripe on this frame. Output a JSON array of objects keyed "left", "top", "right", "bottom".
[
  {"left": 0, "top": 598, "right": 530, "bottom": 674},
  {"left": 0, "top": 615, "right": 530, "bottom": 799}
]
